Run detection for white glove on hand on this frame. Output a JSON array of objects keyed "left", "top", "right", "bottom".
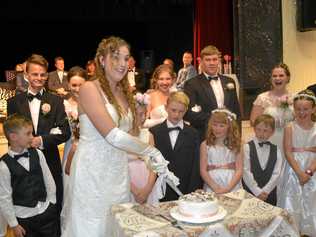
[{"left": 105, "top": 127, "right": 168, "bottom": 173}]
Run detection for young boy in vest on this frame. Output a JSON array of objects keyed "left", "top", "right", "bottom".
[
  {"left": 242, "top": 114, "right": 283, "bottom": 205},
  {"left": 150, "top": 91, "right": 202, "bottom": 201},
  {"left": 0, "top": 114, "right": 58, "bottom": 237}
]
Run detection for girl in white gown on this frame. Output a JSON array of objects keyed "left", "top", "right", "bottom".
[
  {"left": 61, "top": 37, "right": 177, "bottom": 237},
  {"left": 144, "top": 64, "right": 175, "bottom": 128},
  {"left": 62, "top": 66, "right": 88, "bottom": 195},
  {"left": 200, "top": 109, "right": 243, "bottom": 194},
  {"left": 279, "top": 90, "right": 316, "bottom": 236}
]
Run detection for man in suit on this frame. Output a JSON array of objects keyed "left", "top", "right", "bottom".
[
  {"left": 184, "top": 45, "right": 241, "bottom": 141},
  {"left": 48, "top": 56, "right": 69, "bottom": 98},
  {"left": 176, "top": 51, "right": 197, "bottom": 90},
  {"left": 7, "top": 54, "right": 71, "bottom": 234},
  {"left": 127, "top": 56, "right": 146, "bottom": 93},
  {"left": 150, "top": 91, "right": 202, "bottom": 201}
]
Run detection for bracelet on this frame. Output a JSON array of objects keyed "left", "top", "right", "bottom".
[{"left": 305, "top": 169, "right": 313, "bottom": 176}]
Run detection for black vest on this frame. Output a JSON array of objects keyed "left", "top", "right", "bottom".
[
  {"left": 243, "top": 140, "right": 277, "bottom": 205},
  {"left": 1, "top": 148, "right": 47, "bottom": 207}
]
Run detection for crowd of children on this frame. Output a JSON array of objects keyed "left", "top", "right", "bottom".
[{"left": 1, "top": 89, "right": 316, "bottom": 236}]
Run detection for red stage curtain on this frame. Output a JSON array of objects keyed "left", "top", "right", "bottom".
[{"left": 193, "top": 0, "right": 233, "bottom": 66}]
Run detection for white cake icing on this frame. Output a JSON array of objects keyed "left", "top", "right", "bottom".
[{"left": 178, "top": 192, "right": 219, "bottom": 218}]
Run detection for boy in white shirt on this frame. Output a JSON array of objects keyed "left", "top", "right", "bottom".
[
  {"left": 0, "top": 114, "right": 57, "bottom": 237},
  {"left": 243, "top": 114, "right": 282, "bottom": 206}
]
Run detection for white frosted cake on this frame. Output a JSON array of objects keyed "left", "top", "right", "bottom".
[{"left": 178, "top": 191, "right": 218, "bottom": 218}]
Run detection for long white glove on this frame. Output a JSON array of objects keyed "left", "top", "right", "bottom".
[{"left": 105, "top": 127, "right": 168, "bottom": 174}]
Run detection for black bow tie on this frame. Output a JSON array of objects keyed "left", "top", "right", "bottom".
[
  {"left": 208, "top": 76, "right": 218, "bottom": 81},
  {"left": 167, "top": 126, "right": 181, "bottom": 132},
  {"left": 258, "top": 141, "right": 271, "bottom": 147},
  {"left": 14, "top": 152, "right": 29, "bottom": 160},
  {"left": 27, "top": 93, "right": 42, "bottom": 101}
]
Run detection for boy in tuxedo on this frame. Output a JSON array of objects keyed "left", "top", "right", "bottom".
[
  {"left": 242, "top": 114, "right": 283, "bottom": 205},
  {"left": 150, "top": 91, "right": 202, "bottom": 201},
  {"left": 0, "top": 114, "right": 58, "bottom": 237},
  {"left": 7, "top": 54, "right": 71, "bottom": 233}
]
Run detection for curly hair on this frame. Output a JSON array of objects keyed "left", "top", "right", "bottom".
[
  {"left": 150, "top": 64, "right": 174, "bottom": 89},
  {"left": 205, "top": 111, "right": 241, "bottom": 153},
  {"left": 94, "top": 36, "right": 137, "bottom": 130}
]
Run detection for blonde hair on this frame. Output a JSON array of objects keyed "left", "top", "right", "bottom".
[
  {"left": 3, "top": 114, "right": 33, "bottom": 142},
  {"left": 150, "top": 64, "right": 174, "bottom": 89},
  {"left": 167, "top": 91, "right": 190, "bottom": 110},
  {"left": 200, "top": 45, "right": 221, "bottom": 59},
  {"left": 254, "top": 114, "right": 275, "bottom": 131},
  {"left": 294, "top": 89, "right": 316, "bottom": 121},
  {"left": 95, "top": 36, "right": 137, "bottom": 129},
  {"left": 205, "top": 111, "right": 241, "bottom": 153}
]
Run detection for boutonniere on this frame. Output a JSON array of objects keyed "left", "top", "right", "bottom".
[
  {"left": 226, "top": 83, "right": 235, "bottom": 90},
  {"left": 191, "top": 104, "right": 202, "bottom": 112},
  {"left": 134, "top": 71, "right": 139, "bottom": 76},
  {"left": 63, "top": 72, "right": 68, "bottom": 76},
  {"left": 41, "top": 103, "right": 51, "bottom": 116}
]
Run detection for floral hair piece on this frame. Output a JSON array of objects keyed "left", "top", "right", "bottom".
[
  {"left": 293, "top": 93, "right": 316, "bottom": 104},
  {"left": 212, "top": 108, "right": 237, "bottom": 121},
  {"left": 134, "top": 92, "right": 150, "bottom": 107}
]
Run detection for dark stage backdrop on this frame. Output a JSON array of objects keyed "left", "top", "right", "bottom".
[{"left": 0, "top": 0, "right": 195, "bottom": 80}]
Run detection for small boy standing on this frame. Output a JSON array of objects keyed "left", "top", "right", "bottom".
[
  {"left": 150, "top": 91, "right": 202, "bottom": 201},
  {"left": 0, "top": 114, "right": 57, "bottom": 237},
  {"left": 243, "top": 114, "right": 283, "bottom": 205}
]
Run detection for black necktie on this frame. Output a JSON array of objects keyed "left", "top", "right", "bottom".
[
  {"left": 258, "top": 141, "right": 271, "bottom": 147},
  {"left": 167, "top": 126, "right": 181, "bottom": 132},
  {"left": 27, "top": 93, "right": 42, "bottom": 102},
  {"left": 14, "top": 152, "right": 29, "bottom": 160},
  {"left": 208, "top": 76, "right": 218, "bottom": 81}
]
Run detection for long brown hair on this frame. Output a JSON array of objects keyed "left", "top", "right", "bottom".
[
  {"left": 150, "top": 64, "right": 174, "bottom": 89},
  {"left": 94, "top": 36, "right": 137, "bottom": 129},
  {"left": 205, "top": 111, "right": 241, "bottom": 153}
]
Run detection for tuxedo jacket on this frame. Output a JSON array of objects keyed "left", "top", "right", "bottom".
[
  {"left": 183, "top": 74, "right": 241, "bottom": 140},
  {"left": 7, "top": 91, "right": 71, "bottom": 178},
  {"left": 150, "top": 121, "right": 202, "bottom": 201},
  {"left": 48, "top": 70, "right": 69, "bottom": 93}
]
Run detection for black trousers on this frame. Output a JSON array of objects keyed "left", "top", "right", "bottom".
[{"left": 17, "top": 203, "right": 59, "bottom": 237}]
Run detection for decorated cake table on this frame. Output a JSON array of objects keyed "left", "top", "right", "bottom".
[{"left": 110, "top": 189, "right": 299, "bottom": 237}]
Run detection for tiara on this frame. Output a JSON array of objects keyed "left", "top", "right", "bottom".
[
  {"left": 212, "top": 108, "right": 237, "bottom": 121},
  {"left": 134, "top": 92, "right": 150, "bottom": 106},
  {"left": 293, "top": 93, "right": 316, "bottom": 104}
]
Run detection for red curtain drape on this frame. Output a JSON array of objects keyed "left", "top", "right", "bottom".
[{"left": 193, "top": 0, "right": 233, "bottom": 67}]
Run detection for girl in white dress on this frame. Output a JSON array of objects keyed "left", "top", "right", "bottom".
[
  {"left": 143, "top": 64, "right": 175, "bottom": 128},
  {"left": 61, "top": 37, "right": 177, "bottom": 237},
  {"left": 200, "top": 109, "right": 243, "bottom": 194},
  {"left": 62, "top": 66, "right": 88, "bottom": 194},
  {"left": 128, "top": 92, "right": 157, "bottom": 204},
  {"left": 279, "top": 90, "right": 316, "bottom": 236}
]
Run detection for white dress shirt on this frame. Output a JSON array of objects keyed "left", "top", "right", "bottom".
[
  {"left": 127, "top": 67, "right": 136, "bottom": 87},
  {"left": 203, "top": 73, "right": 224, "bottom": 108},
  {"left": 166, "top": 120, "right": 184, "bottom": 149},
  {"left": 0, "top": 148, "right": 56, "bottom": 227},
  {"left": 243, "top": 137, "right": 282, "bottom": 196},
  {"left": 57, "top": 70, "right": 64, "bottom": 83},
  {"left": 28, "top": 89, "right": 43, "bottom": 134}
]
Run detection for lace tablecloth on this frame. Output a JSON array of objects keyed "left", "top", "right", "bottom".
[{"left": 111, "top": 189, "right": 299, "bottom": 237}]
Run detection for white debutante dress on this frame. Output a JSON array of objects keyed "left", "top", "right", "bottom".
[
  {"left": 62, "top": 100, "right": 78, "bottom": 194},
  {"left": 61, "top": 97, "right": 133, "bottom": 237},
  {"left": 143, "top": 104, "right": 168, "bottom": 128},
  {"left": 279, "top": 122, "right": 316, "bottom": 235},
  {"left": 203, "top": 145, "right": 241, "bottom": 192}
]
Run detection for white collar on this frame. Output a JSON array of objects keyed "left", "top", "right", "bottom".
[
  {"left": 8, "top": 148, "right": 28, "bottom": 157},
  {"left": 166, "top": 120, "right": 184, "bottom": 129}
]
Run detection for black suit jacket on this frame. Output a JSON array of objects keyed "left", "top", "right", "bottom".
[
  {"left": 150, "top": 121, "right": 202, "bottom": 201},
  {"left": 48, "top": 70, "right": 69, "bottom": 94},
  {"left": 184, "top": 74, "right": 241, "bottom": 140},
  {"left": 7, "top": 91, "right": 71, "bottom": 178}
]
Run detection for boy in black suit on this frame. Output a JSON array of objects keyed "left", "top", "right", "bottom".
[
  {"left": 0, "top": 114, "right": 58, "bottom": 237},
  {"left": 7, "top": 54, "right": 71, "bottom": 233},
  {"left": 150, "top": 91, "right": 202, "bottom": 201}
]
